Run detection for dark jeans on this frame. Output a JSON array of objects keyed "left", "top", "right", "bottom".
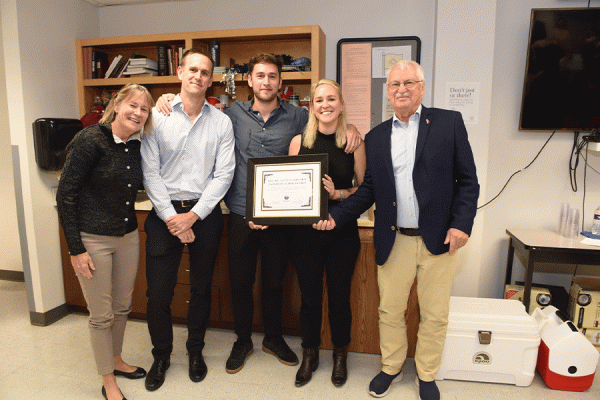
[
  {"left": 145, "top": 204, "right": 223, "bottom": 360},
  {"left": 227, "top": 212, "right": 294, "bottom": 342},
  {"left": 292, "top": 223, "right": 360, "bottom": 349}
]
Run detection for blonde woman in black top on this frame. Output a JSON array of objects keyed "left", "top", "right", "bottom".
[
  {"left": 57, "top": 83, "right": 154, "bottom": 400},
  {"left": 288, "top": 79, "right": 366, "bottom": 387}
]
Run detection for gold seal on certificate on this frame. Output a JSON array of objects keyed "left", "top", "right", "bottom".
[{"left": 246, "top": 154, "right": 328, "bottom": 225}]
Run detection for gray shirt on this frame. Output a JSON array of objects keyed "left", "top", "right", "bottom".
[{"left": 224, "top": 98, "right": 308, "bottom": 215}]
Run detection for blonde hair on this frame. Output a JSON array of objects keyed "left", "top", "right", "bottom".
[
  {"left": 100, "top": 83, "right": 155, "bottom": 136},
  {"left": 302, "top": 79, "right": 347, "bottom": 149}
]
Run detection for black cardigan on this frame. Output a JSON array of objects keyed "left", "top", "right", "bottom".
[{"left": 56, "top": 123, "right": 142, "bottom": 255}]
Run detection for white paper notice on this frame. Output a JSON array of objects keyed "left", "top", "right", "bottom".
[
  {"left": 444, "top": 82, "right": 480, "bottom": 125},
  {"left": 372, "top": 46, "right": 412, "bottom": 78}
]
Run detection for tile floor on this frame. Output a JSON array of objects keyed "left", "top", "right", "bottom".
[{"left": 1, "top": 279, "right": 599, "bottom": 399}]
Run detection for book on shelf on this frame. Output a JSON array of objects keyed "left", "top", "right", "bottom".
[
  {"left": 122, "top": 67, "right": 158, "bottom": 76},
  {"left": 157, "top": 44, "right": 171, "bottom": 76},
  {"left": 92, "top": 50, "right": 108, "bottom": 79},
  {"left": 128, "top": 58, "right": 158, "bottom": 69},
  {"left": 104, "top": 55, "right": 122, "bottom": 78},
  {"left": 84, "top": 47, "right": 93, "bottom": 79},
  {"left": 110, "top": 56, "right": 130, "bottom": 78}
]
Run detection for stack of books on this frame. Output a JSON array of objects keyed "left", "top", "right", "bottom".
[{"left": 122, "top": 58, "right": 158, "bottom": 76}]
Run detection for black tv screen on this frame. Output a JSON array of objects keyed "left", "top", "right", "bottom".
[{"left": 519, "top": 8, "right": 600, "bottom": 132}]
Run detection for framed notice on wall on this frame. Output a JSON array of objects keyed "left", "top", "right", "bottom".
[{"left": 337, "top": 36, "right": 421, "bottom": 135}]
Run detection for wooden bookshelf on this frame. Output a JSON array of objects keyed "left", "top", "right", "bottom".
[{"left": 75, "top": 25, "right": 325, "bottom": 116}]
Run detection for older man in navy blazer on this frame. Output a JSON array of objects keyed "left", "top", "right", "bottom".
[{"left": 315, "top": 60, "right": 479, "bottom": 400}]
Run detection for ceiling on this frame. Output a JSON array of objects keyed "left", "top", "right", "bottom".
[{"left": 84, "top": 0, "right": 192, "bottom": 7}]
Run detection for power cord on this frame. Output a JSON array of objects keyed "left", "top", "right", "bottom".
[{"left": 478, "top": 131, "right": 556, "bottom": 209}]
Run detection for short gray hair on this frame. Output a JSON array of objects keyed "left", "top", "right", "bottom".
[{"left": 386, "top": 60, "right": 425, "bottom": 83}]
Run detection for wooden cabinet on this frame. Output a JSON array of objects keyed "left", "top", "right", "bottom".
[
  {"left": 60, "top": 211, "right": 419, "bottom": 356},
  {"left": 75, "top": 25, "right": 325, "bottom": 117}
]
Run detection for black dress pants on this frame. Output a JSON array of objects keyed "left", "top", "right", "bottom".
[
  {"left": 292, "top": 223, "right": 360, "bottom": 349},
  {"left": 145, "top": 204, "right": 223, "bottom": 360},
  {"left": 227, "top": 212, "right": 294, "bottom": 342}
]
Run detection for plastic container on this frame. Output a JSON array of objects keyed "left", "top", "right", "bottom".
[{"left": 435, "top": 297, "right": 540, "bottom": 386}]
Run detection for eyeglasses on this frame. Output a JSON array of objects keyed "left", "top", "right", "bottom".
[{"left": 387, "top": 80, "right": 423, "bottom": 90}]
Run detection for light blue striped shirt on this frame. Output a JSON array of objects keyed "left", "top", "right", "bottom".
[
  {"left": 391, "top": 105, "right": 421, "bottom": 228},
  {"left": 141, "top": 95, "right": 235, "bottom": 221}
]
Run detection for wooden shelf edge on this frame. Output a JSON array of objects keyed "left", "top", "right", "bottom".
[{"left": 82, "top": 71, "right": 312, "bottom": 87}]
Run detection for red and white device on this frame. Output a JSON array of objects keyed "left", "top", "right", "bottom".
[{"left": 533, "top": 306, "right": 598, "bottom": 392}]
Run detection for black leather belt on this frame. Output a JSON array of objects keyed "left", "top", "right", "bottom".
[
  {"left": 397, "top": 227, "right": 421, "bottom": 236},
  {"left": 172, "top": 199, "right": 199, "bottom": 208}
]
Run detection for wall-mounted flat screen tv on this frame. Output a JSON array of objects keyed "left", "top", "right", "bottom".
[{"left": 519, "top": 8, "right": 600, "bottom": 132}]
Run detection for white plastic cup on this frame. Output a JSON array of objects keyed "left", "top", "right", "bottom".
[
  {"left": 219, "top": 94, "right": 229, "bottom": 107},
  {"left": 567, "top": 208, "right": 581, "bottom": 238},
  {"left": 558, "top": 202, "right": 570, "bottom": 235}
]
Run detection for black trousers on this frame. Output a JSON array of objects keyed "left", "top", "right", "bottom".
[
  {"left": 292, "top": 223, "right": 360, "bottom": 349},
  {"left": 227, "top": 212, "right": 294, "bottom": 342},
  {"left": 145, "top": 204, "right": 223, "bottom": 360}
]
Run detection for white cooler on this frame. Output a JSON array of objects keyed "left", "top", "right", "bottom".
[{"left": 435, "top": 296, "right": 540, "bottom": 386}]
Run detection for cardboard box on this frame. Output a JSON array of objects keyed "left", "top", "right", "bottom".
[
  {"left": 505, "top": 284, "right": 551, "bottom": 314},
  {"left": 435, "top": 297, "right": 540, "bottom": 386},
  {"left": 582, "top": 328, "right": 600, "bottom": 352},
  {"left": 568, "top": 277, "right": 600, "bottom": 329}
]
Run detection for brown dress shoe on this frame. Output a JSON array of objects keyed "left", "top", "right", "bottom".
[
  {"left": 331, "top": 346, "right": 348, "bottom": 387},
  {"left": 295, "top": 348, "right": 319, "bottom": 387}
]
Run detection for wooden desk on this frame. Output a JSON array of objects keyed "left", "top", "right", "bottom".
[{"left": 504, "top": 229, "right": 600, "bottom": 312}]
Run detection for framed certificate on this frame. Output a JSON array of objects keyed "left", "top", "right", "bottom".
[{"left": 246, "top": 154, "right": 328, "bottom": 225}]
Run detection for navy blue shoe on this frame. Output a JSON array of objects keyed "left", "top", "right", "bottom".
[
  {"left": 368, "top": 370, "right": 403, "bottom": 397},
  {"left": 416, "top": 377, "right": 440, "bottom": 400}
]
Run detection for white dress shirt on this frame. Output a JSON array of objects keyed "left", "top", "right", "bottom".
[
  {"left": 390, "top": 105, "right": 421, "bottom": 228},
  {"left": 141, "top": 95, "right": 235, "bottom": 221}
]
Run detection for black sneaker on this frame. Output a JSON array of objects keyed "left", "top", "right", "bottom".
[
  {"left": 225, "top": 341, "right": 253, "bottom": 374},
  {"left": 262, "top": 336, "right": 299, "bottom": 366},
  {"left": 368, "top": 370, "right": 403, "bottom": 397}
]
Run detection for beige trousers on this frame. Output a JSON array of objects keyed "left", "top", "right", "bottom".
[
  {"left": 77, "top": 230, "right": 139, "bottom": 375},
  {"left": 378, "top": 232, "right": 457, "bottom": 381}
]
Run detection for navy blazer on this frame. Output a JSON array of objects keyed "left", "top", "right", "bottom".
[{"left": 330, "top": 106, "right": 479, "bottom": 265}]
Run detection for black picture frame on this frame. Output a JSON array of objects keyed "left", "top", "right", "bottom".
[{"left": 246, "top": 154, "right": 328, "bottom": 225}]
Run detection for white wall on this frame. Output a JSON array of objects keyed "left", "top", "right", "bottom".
[
  {"left": 0, "top": 6, "right": 22, "bottom": 272},
  {"left": 1, "top": 0, "right": 99, "bottom": 314},
  {"left": 98, "top": 0, "right": 437, "bottom": 106}
]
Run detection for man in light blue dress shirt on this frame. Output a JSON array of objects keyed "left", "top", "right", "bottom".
[{"left": 141, "top": 48, "right": 235, "bottom": 391}]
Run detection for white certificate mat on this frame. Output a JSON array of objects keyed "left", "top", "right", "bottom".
[{"left": 246, "top": 154, "right": 328, "bottom": 225}]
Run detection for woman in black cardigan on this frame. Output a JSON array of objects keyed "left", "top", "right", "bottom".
[{"left": 57, "top": 83, "right": 154, "bottom": 400}]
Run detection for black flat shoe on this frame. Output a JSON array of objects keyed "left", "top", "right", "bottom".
[
  {"left": 113, "top": 366, "right": 147, "bottom": 379},
  {"left": 102, "top": 385, "right": 127, "bottom": 400}
]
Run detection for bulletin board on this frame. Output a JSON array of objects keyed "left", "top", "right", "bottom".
[{"left": 337, "top": 36, "right": 421, "bottom": 135}]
